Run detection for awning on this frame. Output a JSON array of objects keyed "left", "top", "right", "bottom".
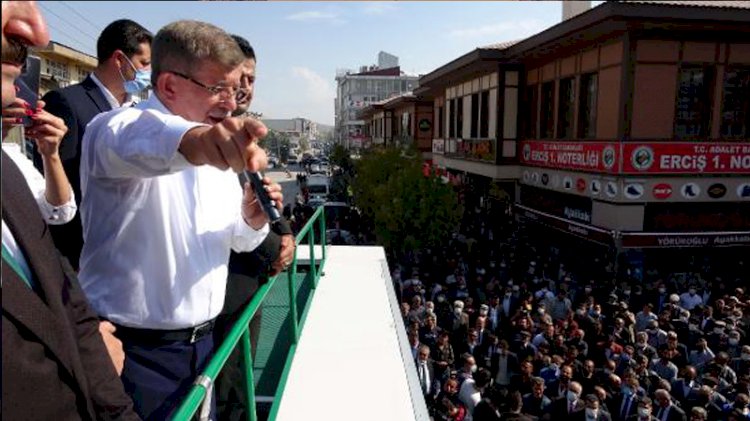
[
  {"left": 620, "top": 231, "right": 750, "bottom": 248},
  {"left": 513, "top": 204, "right": 615, "bottom": 246}
]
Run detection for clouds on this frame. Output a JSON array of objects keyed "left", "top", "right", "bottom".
[
  {"left": 285, "top": 67, "right": 335, "bottom": 123},
  {"left": 448, "top": 19, "right": 547, "bottom": 40},
  {"left": 362, "top": 2, "right": 398, "bottom": 16},
  {"left": 285, "top": 10, "right": 344, "bottom": 24}
]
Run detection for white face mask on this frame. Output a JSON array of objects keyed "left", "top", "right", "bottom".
[
  {"left": 729, "top": 338, "right": 740, "bottom": 346},
  {"left": 741, "top": 353, "right": 750, "bottom": 361},
  {"left": 567, "top": 391, "right": 578, "bottom": 402},
  {"left": 454, "top": 308, "right": 463, "bottom": 316},
  {"left": 638, "top": 407, "right": 650, "bottom": 417},
  {"left": 470, "top": 364, "right": 478, "bottom": 373},
  {"left": 585, "top": 408, "right": 598, "bottom": 418}
]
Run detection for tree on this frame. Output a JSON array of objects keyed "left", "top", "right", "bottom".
[
  {"left": 261, "top": 129, "right": 291, "bottom": 161},
  {"left": 351, "top": 146, "right": 462, "bottom": 256}
]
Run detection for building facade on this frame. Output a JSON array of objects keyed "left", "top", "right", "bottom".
[
  {"left": 416, "top": 1, "right": 750, "bottom": 276},
  {"left": 334, "top": 53, "right": 419, "bottom": 150}
]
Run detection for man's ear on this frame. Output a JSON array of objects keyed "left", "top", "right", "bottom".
[{"left": 156, "top": 73, "right": 178, "bottom": 102}]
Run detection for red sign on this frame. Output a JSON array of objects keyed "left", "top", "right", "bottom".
[
  {"left": 520, "top": 141, "right": 619, "bottom": 173},
  {"left": 623, "top": 143, "right": 750, "bottom": 175},
  {"left": 652, "top": 183, "right": 673, "bottom": 199}
]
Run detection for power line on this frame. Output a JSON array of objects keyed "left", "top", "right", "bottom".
[
  {"left": 39, "top": 2, "right": 99, "bottom": 43},
  {"left": 42, "top": 18, "right": 93, "bottom": 55},
  {"left": 58, "top": 1, "right": 104, "bottom": 34}
]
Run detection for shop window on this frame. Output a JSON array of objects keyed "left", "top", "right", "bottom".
[
  {"left": 578, "top": 73, "right": 598, "bottom": 139},
  {"left": 540, "top": 81, "right": 555, "bottom": 139},
  {"left": 675, "top": 65, "right": 714, "bottom": 139},
  {"left": 557, "top": 77, "right": 575, "bottom": 139},
  {"left": 524, "top": 85, "right": 539, "bottom": 139},
  {"left": 720, "top": 67, "right": 750, "bottom": 138},
  {"left": 457, "top": 96, "right": 464, "bottom": 138},
  {"left": 437, "top": 105, "right": 444, "bottom": 139},
  {"left": 480, "top": 90, "right": 490, "bottom": 138},
  {"left": 470, "top": 93, "right": 479, "bottom": 138},
  {"left": 449, "top": 98, "right": 456, "bottom": 138}
]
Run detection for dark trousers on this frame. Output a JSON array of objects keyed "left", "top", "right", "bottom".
[{"left": 120, "top": 333, "right": 215, "bottom": 421}]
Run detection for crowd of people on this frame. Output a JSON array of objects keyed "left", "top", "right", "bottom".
[{"left": 394, "top": 203, "right": 749, "bottom": 421}]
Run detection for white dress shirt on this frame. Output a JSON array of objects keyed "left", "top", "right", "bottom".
[
  {"left": 78, "top": 95, "right": 269, "bottom": 330},
  {"left": 2, "top": 142, "right": 77, "bottom": 225}
]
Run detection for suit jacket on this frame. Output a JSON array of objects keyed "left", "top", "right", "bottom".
[
  {"left": 543, "top": 398, "right": 585, "bottom": 420},
  {"left": 36, "top": 75, "right": 114, "bottom": 269},
  {"left": 654, "top": 405, "right": 686, "bottom": 421},
  {"left": 670, "top": 378, "right": 699, "bottom": 406},
  {"left": 571, "top": 409, "right": 612, "bottom": 421},
  {"left": 2, "top": 151, "right": 137, "bottom": 420}
]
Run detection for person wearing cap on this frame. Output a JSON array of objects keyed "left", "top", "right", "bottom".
[{"left": 707, "top": 320, "right": 728, "bottom": 352}]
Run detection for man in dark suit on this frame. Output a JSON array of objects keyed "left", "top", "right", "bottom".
[
  {"left": 2, "top": 3, "right": 138, "bottom": 419},
  {"left": 212, "top": 35, "right": 296, "bottom": 421},
  {"left": 543, "top": 381, "right": 585, "bottom": 420},
  {"left": 36, "top": 19, "right": 152, "bottom": 270},
  {"left": 570, "top": 394, "right": 612, "bottom": 421},
  {"left": 416, "top": 345, "right": 441, "bottom": 404},
  {"left": 670, "top": 366, "right": 699, "bottom": 408},
  {"left": 653, "top": 389, "right": 687, "bottom": 421}
]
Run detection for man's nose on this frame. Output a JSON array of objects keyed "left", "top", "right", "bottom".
[{"left": 6, "top": 1, "right": 50, "bottom": 48}]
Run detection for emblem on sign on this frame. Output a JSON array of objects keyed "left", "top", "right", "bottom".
[
  {"left": 532, "top": 172, "right": 540, "bottom": 184},
  {"left": 591, "top": 179, "right": 601, "bottom": 195},
  {"left": 624, "top": 183, "right": 644, "bottom": 199},
  {"left": 681, "top": 183, "right": 701, "bottom": 199},
  {"left": 563, "top": 177, "right": 573, "bottom": 190},
  {"left": 541, "top": 173, "right": 549, "bottom": 186},
  {"left": 522, "top": 143, "right": 531, "bottom": 161},
  {"left": 576, "top": 178, "right": 586, "bottom": 193},
  {"left": 738, "top": 183, "right": 750, "bottom": 199},
  {"left": 606, "top": 181, "right": 618, "bottom": 198},
  {"left": 707, "top": 183, "right": 726, "bottom": 199},
  {"left": 652, "top": 183, "right": 673, "bottom": 200},
  {"left": 631, "top": 146, "right": 654, "bottom": 171},
  {"left": 602, "top": 146, "right": 616, "bottom": 170},
  {"left": 523, "top": 170, "right": 530, "bottom": 183}
]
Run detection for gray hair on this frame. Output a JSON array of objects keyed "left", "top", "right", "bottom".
[{"left": 151, "top": 20, "right": 244, "bottom": 86}]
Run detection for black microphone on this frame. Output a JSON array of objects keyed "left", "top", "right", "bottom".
[{"left": 243, "top": 170, "right": 281, "bottom": 223}]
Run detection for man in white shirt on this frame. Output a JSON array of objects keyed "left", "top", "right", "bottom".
[
  {"left": 459, "top": 367, "right": 492, "bottom": 420},
  {"left": 78, "top": 20, "right": 280, "bottom": 421}
]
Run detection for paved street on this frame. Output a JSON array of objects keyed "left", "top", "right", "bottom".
[{"left": 266, "top": 166, "right": 301, "bottom": 208}]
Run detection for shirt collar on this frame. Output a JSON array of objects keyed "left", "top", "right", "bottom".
[{"left": 90, "top": 73, "right": 132, "bottom": 109}]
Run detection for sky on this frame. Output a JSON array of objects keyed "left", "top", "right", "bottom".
[{"left": 41, "top": 1, "right": 602, "bottom": 126}]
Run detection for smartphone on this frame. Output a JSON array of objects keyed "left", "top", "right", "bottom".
[{"left": 15, "top": 56, "right": 41, "bottom": 127}]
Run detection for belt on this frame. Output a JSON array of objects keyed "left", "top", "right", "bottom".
[{"left": 113, "top": 319, "right": 216, "bottom": 344}]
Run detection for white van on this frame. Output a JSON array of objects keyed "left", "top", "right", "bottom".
[{"left": 306, "top": 175, "right": 329, "bottom": 202}]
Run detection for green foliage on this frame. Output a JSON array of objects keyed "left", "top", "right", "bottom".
[
  {"left": 261, "top": 129, "right": 291, "bottom": 160},
  {"left": 351, "top": 146, "right": 462, "bottom": 255}
]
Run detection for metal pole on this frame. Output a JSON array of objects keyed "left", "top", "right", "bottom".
[
  {"left": 287, "top": 257, "right": 299, "bottom": 343},
  {"left": 240, "top": 330, "right": 258, "bottom": 421}
]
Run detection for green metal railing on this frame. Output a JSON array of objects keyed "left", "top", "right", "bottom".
[{"left": 172, "top": 207, "right": 327, "bottom": 421}]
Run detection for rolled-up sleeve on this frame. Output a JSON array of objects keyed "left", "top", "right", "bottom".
[{"left": 84, "top": 106, "right": 205, "bottom": 180}]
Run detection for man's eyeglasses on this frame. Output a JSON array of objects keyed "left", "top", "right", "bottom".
[{"left": 169, "top": 70, "right": 250, "bottom": 102}]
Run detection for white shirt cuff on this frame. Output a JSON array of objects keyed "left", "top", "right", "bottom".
[
  {"left": 37, "top": 187, "right": 77, "bottom": 225},
  {"left": 231, "top": 217, "right": 269, "bottom": 253}
]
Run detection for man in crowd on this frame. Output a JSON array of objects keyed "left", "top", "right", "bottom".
[
  {"left": 2, "top": 1, "right": 138, "bottom": 419},
  {"left": 77, "top": 20, "right": 282, "bottom": 420},
  {"left": 38, "top": 18, "right": 152, "bottom": 270}
]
